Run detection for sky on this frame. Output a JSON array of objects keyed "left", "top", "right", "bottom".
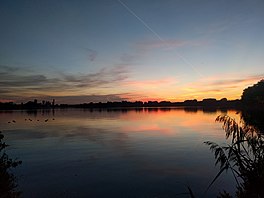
[{"left": 0, "top": 0, "right": 263, "bottom": 104}]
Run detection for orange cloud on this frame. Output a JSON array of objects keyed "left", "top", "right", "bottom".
[
  {"left": 180, "top": 74, "right": 264, "bottom": 100},
  {"left": 123, "top": 77, "right": 177, "bottom": 88},
  {"left": 0, "top": 99, "right": 14, "bottom": 103}
]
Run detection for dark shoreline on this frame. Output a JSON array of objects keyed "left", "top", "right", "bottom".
[
  {"left": 0, "top": 99, "right": 243, "bottom": 110},
  {"left": 1, "top": 99, "right": 263, "bottom": 112}
]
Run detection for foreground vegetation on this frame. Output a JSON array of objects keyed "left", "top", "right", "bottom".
[
  {"left": 205, "top": 115, "right": 264, "bottom": 197},
  {"left": 0, "top": 131, "right": 22, "bottom": 198}
]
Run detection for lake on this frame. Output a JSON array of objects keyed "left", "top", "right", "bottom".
[{"left": 0, "top": 108, "right": 240, "bottom": 197}]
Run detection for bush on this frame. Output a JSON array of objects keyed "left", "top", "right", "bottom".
[{"left": 0, "top": 131, "right": 22, "bottom": 198}]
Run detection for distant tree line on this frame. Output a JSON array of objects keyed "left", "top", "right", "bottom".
[
  {"left": 0, "top": 98, "right": 241, "bottom": 110},
  {"left": 0, "top": 99, "right": 56, "bottom": 110},
  {"left": 1, "top": 79, "right": 263, "bottom": 110},
  {"left": 65, "top": 98, "right": 240, "bottom": 109}
]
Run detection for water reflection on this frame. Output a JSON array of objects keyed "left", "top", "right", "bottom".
[
  {"left": 241, "top": 109, "right": 264, "bottom": 132},
  {"left": 184, "top": 107, "right": 198, "bottom": 113},
  {"left": 0, "top": 108, "right": 246, "bottom": 197},
  {"left": 0, "top": 107, "right": 234, "bottom": 117}
]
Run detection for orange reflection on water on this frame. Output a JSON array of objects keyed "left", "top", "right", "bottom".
[
  {"left": 118, "top": 108, "right": 238, "bottom": 138},
  {"left": 0, "top": 108, "right": 240, "bottom": 141},
  {"left": 121, "top": 123, "right": 173, "bottom": 135}
]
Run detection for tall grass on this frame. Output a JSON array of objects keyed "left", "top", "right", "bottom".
[{"left": 205, "top": 115, "right": 264, "bottom": 197}]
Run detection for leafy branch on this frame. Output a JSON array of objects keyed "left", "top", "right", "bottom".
[{"left": 205, "top": 115, "right": 264, "bottom": 197}]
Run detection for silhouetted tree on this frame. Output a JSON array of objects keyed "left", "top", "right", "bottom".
[
  {"left": 183, "top": 99, "right": 198, "bottom": 106},
  {"left": 202, "top": 98, "right": 217, "bottom": 106},
  {"left": 241, "top": 79, "right": 264, "bottom": 105}
]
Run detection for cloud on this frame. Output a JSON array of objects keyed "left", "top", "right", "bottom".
[
  {"left": 120, "top": 53, "right": 136, "bottom": 63},
  {"left": 124, "top": 77, "right": 177, "bottom": 88},
  {"left": 0, "top": 65, "right": 130, "bottom": 102},
  {"left": 181, "top": 73, "right": 264, "bottom": 100},
  {"left": 120, "top": 92, "right": 168, "bottom": 102},
  {"left": 62, "top": 65, "right": 129, "bottom": 88},
  {"left": 0, "top": 64, "right": 33, "bottom": 73},
  {"left": 187, "top": 74, "right": 264, "bottom": 89},
  {"left": 204, "top": 74, "right": 264, "bottom": 87},
  {"left": 0, "top": 65, "right": 20, "bottom": 73},
  {"left": 41, "top": 94, "right": 127, "bottom": 104},
  {"left": 0, "top": 65, "right": 59, "bottom": 93},
  {"left": 0, "top": 74, "right": 55, "bottom": 87},
  {"left": 84, "top": 48, "right": 98, "bottom": 61}
]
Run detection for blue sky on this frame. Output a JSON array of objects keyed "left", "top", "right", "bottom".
[{"left": 0, "top": 0, "right": 263, "bottom": 103}]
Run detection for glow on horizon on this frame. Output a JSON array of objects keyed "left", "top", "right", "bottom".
[
  {"left": 0, "top": 1, "right": 263, "bottom": 103},
  {"left": 0, "top": 65, "right": 263, "bottom": 103}
]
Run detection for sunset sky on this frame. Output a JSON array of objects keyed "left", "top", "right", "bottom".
[{"left": 0, "top": 0, "right": 263, "bottom": 103}]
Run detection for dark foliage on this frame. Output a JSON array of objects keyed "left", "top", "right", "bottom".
[
  {"left": 241, "top": 79, "right": 264, "bottom": 105},
  {"left": 0, "top": 131, "right": 22, "bottom": 198},
  {"left": 205, "top": 115, "right": 264, "bottom": 197},
  {"left": 241, "top": 109, "right": 264, "bottom": 133}
]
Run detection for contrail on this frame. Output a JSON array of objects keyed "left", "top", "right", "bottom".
[
  {"left": 118, "top": 0, "right": 163, "bottom": 41},
  {"left": 118, "top": 0, "right": 203, "bottom": 77}
]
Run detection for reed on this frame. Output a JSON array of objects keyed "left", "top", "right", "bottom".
[{"left": 205, "top": 115, "right": 264, "bottom": 197}]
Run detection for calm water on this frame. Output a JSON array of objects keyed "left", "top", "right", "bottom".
[{"left": 0, "top": 108, "right": 240, "bottom": 197}]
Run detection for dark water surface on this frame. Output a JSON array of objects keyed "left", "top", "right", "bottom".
[{"left": 0, "top": 108, "right": 239, "bottom": 197}]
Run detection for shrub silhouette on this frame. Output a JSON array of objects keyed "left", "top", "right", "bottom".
[
  {"left": 241, "top": 79, "right": 264, "bottom": 105},
  {"left": 0, "top": 131, "right": 22, "bottom": 198},
  {"left": 205, "top": 115, "right": 264, "bottom": 197}
]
